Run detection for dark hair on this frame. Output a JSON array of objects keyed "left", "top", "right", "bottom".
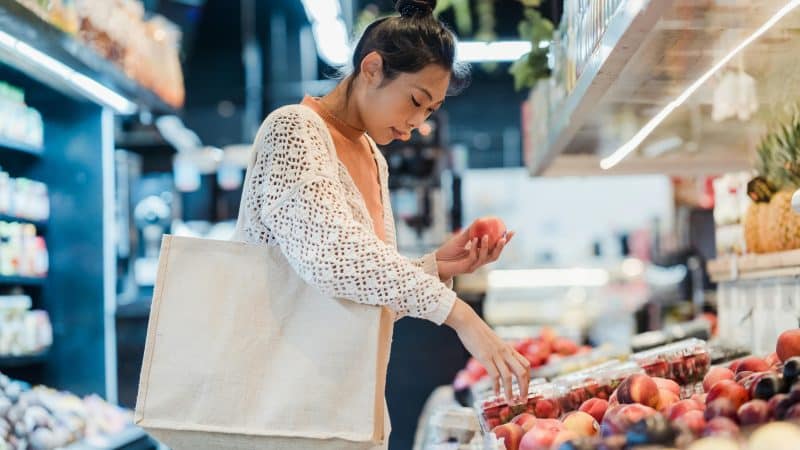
[{"left": 347, "top": 0, "right": 470, "bottom": 97}]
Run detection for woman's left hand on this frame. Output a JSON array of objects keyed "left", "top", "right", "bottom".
[{"left": 435, "top": 230, "right": 514, "bottom": 281}]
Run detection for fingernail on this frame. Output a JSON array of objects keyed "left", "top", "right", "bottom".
[{"left": 465, "top": 241, "right": 472, "bottom": 250}]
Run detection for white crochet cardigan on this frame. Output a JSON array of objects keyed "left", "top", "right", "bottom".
[{"left": 234, "top": 104, "right": 456, "bottom": 325}]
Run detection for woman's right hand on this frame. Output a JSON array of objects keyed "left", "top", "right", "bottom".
[{"left": 445, "top": 299, "right": 530, "bottom": 402}]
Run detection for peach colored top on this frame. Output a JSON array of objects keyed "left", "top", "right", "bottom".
[{"left": 301, "top": 96, "right": 386, "bottom": 243}]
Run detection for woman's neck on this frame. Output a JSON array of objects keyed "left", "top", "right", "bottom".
[{"left": 319, "top": 79, "right": 366, "bottom": 132}]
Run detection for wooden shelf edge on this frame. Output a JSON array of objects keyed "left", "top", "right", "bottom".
[{"left": 708, "top": 249, "right": 800, "bottom": 282}]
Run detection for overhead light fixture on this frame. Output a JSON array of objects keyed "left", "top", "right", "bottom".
[
  {"left": 301, "top": 0, "right": 350, "bottom": 66},
  {"left": 600, "top": 0, "right": 800, "bottom": 170},
  {"left": 457, "top": 41, "right": 534, "bottom": 63},
  {"left": 0, "top": 29, "right": 137, "bottom": 115},
  {"left": 300, "top": 1, "right": 537, "bottom": 65}
]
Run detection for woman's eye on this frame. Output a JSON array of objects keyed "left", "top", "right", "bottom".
[{"left": 411, "top": 96, "right": 421, "bottom": 107}]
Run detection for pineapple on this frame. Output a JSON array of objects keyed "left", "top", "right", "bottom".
[
  {"left": 754, "top": 110, "right": 800, "bottom": 252},
  {"left": 744, "top": 202, "right": 765, "bottom": 253}
]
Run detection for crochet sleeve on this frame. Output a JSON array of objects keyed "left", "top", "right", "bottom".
[{"left": 248, "top": 107, "right": 456, "bottom": 324}]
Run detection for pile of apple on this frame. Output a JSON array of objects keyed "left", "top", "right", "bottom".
[
  {"left": 489, "top": 329, "right": 800, "bottom": 450},
  {"left": 454, "top": 329, "right": 587, "bottom": 391}
]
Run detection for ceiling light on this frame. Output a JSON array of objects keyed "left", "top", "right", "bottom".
[
  {"left": 0, "top": 30, "right": 137, "bottom": 114},
  {"left": 600, "top": 0, "right": 800, "bottom": 170},
  {"left": 457, "top": 41, "right": 534, "bottom": 63}
]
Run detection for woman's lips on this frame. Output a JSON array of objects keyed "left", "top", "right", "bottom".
[{"left": 391, "top": 127, "right": 407, "bottom": 140}]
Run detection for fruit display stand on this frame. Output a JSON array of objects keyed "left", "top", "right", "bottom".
[{"left": 707, "top": 251, "right": 800, "bottom": 356}]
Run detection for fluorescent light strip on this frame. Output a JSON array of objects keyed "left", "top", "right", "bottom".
[
  {"left": 301, "top": 1, "right": 537, "bottom": 65},
  {"left": 0, "top": 30, "right": 137, "bottom": 115},
  {"left": 301, "top": 0, "right": 350, "bottom": 66},
  {"left": 600, "top": 0, "right": 800, "bottom": 170},
  {"left": 457, "top": 41, "right": 534, "bottom": 63}
]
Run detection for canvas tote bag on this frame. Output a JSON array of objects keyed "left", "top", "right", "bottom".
[{"left": 134, "top": 235, "right": 394, "bottom": 449}]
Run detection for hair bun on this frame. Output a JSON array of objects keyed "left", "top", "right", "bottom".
[{"left": 395, "top": 0, "right": 435, "bottom": 18}]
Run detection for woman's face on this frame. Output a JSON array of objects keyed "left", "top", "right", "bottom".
[{"left": 356, "top": 54, "right": 451, "bottom": 145}]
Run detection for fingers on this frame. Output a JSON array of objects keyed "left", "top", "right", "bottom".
[
  {"left": 493, "top": 354, "right": 515, "bottom": 402},
  {"left": 479, "top": 235, "right": 490, "bottom": 261},
  {"left": 489, "top": 237, "right": 507, "bottom": 262},
  {"left": 485, "top": 362, "right": 500, "bottom": 397},
  {"left": 468, "top": 238, "right": 480, "bottom": 269},
  {"left": 508, "top": 349, "right": 532, "bottom": 400}
]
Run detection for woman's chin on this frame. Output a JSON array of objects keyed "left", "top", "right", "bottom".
[{"left": 374, "top": 135, "right": 394, "bottom": 145}]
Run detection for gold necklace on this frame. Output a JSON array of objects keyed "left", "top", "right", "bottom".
[{"left": 317, "top": 97, "right": 366, "bottom": 135}]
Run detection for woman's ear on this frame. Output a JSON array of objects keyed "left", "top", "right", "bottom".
[{"left": 359, "top": 51, "right": 385, "bottom": 88}]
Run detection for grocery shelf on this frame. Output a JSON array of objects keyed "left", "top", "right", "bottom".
[
  {"left": 527, "top": 0, "right": 800, "bottom": 176},
  {"left": 0, "top": 349, "right": 48, "bottom": 368},
  {"left": 528, "top": 0, "right": 674, "bottom": 175},
  {"left": 0, "top": 135, "right": 43, "bottom": 157},
  {"left": 708, "top": 249, "right": 800, "bottom": 282},
  {"left": 0, "top": 0, "right": 174, "bottom": 113},
  {"left": 0, "top": 213, "right": 47, "bottom": 229},
  {"left": 0, "top": 275, "right": 45, "bottom": 286},
  {"left": 64, "top": 426, "right": 150, "bottom": 450}
]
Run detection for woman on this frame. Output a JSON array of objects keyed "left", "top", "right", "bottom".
[{"left": 234, "top": 0, "right": 530, "bottom": 441}]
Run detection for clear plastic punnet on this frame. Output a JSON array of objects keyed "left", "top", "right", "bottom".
[{"left": 631, "top": 338, "right": 711, "bottom": 385}]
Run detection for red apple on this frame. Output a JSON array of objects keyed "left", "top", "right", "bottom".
[
  {"left": 691, "top": 393, "right": 708, "bottom": 405},
  {"left": 766, "top": 352, "right": 781, "bottom": 368},
  {"left": 514, "top": 338, "right": 535, "bottom": 353},
  {"left": 579, "top": 398, "right": 609, "bottom": 424},
  {"left": 706, "top": 380, "right": 750, "bottom": 410},
  {"left": 728, "top": 360, "right": 742, "bottom": 373},
  {"left": 738, "top": 399, "right": 770, "bottom": 426},
  {"left": 615, "top": 374, "right": 660, "bottom": 409},
  {"left": 453, "top": 370, "right": 475, "bottom": 390},
  {"left": 562, "top": 411, "right": 599, "bottom": 437},
  {"left": 735, "top": 356, "right": 770, "bottom": 374},
  {"left": 666, "top": 399, "right": 705, "bottom": 421},
  {"left": 785, "top": 403, "right": 800, "bottom": 420},
  {"left": 539, "top": 327, "right": 557, "bottom": 344},
  {"left": 468, "top": 216, "right": 506, "bottom": 249},
  {"left": 653, "top": 377, "right": 681, "bottom": 396},
  {"left": 524, "top": 342, "right": 551, "bottom": 367},
  {"left": 552, "top": 337, "right": 579, "bottom": 356},
  {"left": 767, "top": 394, "right": 792, "bottom": 420},
  {"left": 533, "top": 398, "right": 560, "bottom": 419},
  {"left": 532, "top": 418, "right": 564, "bottom": 431},
  {"left": 777, "top": 329, "right": 800, "bottom": 362},
  {"left": 703, "top": 417, "right": 740, "bottom": 437},
  {"left": 675, "top": 409, "right": 707, "bottom": 435},
  {"left": 493, "top": 423, "right": 524, "bottom": 450},
  {"left": 601, "top": 404, "right": 658, "bottom": 437},
  {"left": 704, "top": 367, "right": 735, "bottom": 393},
  {"left": 551, "top": 430, "right": 579, "bottom": 448},
  {"left": 466, "top": 358, "right": 488, "bottom": 378},
  {"left": 607, "top": 390, "right": 619, "bottom": 409},
  {"left": 511, "top": 413, "right": 538, "bottom": 432},
  {"left": 656, "top": 388, "right": 680, "bottom": 412},
  {"left": 520, "top": 424, "right": 560, "bottom": 450},
  {"left": 705, "top": 398, "right": 739, "bottom": 422}
]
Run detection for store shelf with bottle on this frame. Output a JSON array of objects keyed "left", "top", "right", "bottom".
[{"left": 524, "top": 0, "right": 800, "bottom": 177}]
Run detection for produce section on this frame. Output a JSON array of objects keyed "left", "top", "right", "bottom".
[{"left": 423, "top": 330, "right": 800, "bottom": 450}]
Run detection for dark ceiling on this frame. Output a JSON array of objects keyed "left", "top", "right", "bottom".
[{"left": 141, "top": 0, "right": 562, "bottom": 165}]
